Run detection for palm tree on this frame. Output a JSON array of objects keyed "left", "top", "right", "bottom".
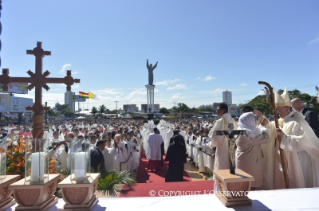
[
  {"left": 99, "top": 104, "right": 106, "bottom": 114},
  {"left": 91, "top": 107, "right": 98, "bottom": 116},
  {"left": 316, "top": 86, "right": 319, "bottom": 92}
]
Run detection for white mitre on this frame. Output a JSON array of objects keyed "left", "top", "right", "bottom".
[{"left": 274, "top": 87, "right": 291, "bottom": 107}]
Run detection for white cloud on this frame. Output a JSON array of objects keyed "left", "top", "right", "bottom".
[
  {"left": 308, "top": 36, "right": 319, "bottom": 45},
  {"left": 154, "top": 79, "right": 180, "bottom": 86},
  {"left": 91, "top": 88, "right": 123, "bottom": 95},
  {"left": 167, "top": 84, "right": 188, "bottom": 91},
  {"left": 196, "top": 77, "right": 201, "bottom": 80},
  {"left": 239, "top": 83, "right": 247, "bottom": 87},
  {"left": 257, "top": 90, "right": 264, "bottom": 95},
  {"left": 203, "top": 75, "right": 216, "bottom": 81},
  {"left": 59, "top": 64, "right": 72, "bottom": 75},
  {"left": 168, "top": 93, "right": 186, "bottom": 103},
  {"left": 197, "top": 88, "right": 225, "bottom": 95}
]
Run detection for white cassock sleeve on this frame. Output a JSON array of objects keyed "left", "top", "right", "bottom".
[
  {"left": 280, "top": 121, "right": 304, "bottom": 152},
  {"left": 209, "top": 119, "right": 225, "bottom": 148}
]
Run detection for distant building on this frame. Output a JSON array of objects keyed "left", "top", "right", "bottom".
[
  {"left": 223, "top": 90, "right": 232, "bottom": 105},
  {"left": 229, "top": 104, "right": 240, "bottom": 117},
  {"left": 64, "top": 91, "right": 75, "bottom": 112}
]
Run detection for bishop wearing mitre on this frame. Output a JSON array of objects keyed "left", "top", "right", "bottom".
[{"left": 256, "top": 88, "right": 319, "bottom": 189}]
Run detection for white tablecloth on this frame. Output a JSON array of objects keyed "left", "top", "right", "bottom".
[{"left": 6, "top": 187, "right": 319, "bottom": 211}]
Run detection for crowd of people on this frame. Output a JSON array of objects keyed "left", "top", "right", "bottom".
[{"left": 1, "top": 88, "right": 319, "bottom": 191}]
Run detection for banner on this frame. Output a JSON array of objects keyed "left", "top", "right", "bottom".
[
  {"left": 141, "top": 104, "right": 160, "bottom": 113},
  {"left": 0, "top": 94, "right": 11, "bottom": 112},
  {"left": 153, "top": 104, "right": 160, "bottom": 113},
  {"left": 141, "top": 104, "right": 148, "bottom": 112},
  {"left": 10, "top": 97, "right": 33, "bottom": 113},
  {"left": 123, "top": 104, "right": 137, "bottom": 112},
  {"left": 73, "top": 95, "right": 86, "bottom": 102},
  {"left": 0, "top": 83, "right": 28, "bottom": 94}
]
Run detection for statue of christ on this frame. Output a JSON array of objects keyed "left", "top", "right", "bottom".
[{"left": 147, "top": 59, "right": 158, "bottom": 85}]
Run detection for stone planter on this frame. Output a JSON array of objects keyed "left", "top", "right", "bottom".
[
  {"left": 0, "top": 175, "right": 20, "bottom": 211},
  {"left": 9, "top": 174, "right": 59, "bottom": 211},
  {"left": 213, "top": 169, "right": 254, "bottom": 207},
  {"left": 58, "top": 173, "right": 100, "bottom": 211}
]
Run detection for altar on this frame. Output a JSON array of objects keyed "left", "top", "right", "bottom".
[{"left": 4, "top": 187, "right": 319, "bottom": 211}]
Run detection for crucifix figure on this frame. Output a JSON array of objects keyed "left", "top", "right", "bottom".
[
  {"left": 0, "top": 42, "right": 80, "bottom": 139},
  {"left": 215, "top": 121, "right": 246, "bottom": 174}
]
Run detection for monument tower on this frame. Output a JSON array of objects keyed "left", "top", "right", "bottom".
[{"left": 146, "top": 59, "right": 158, "bottom": 120}]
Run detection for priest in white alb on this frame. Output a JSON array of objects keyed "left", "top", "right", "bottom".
[
  {"left": 147, "top": 127, "right": 164, "bottom": 171},
  {"left": 257, "top": 88, "right": 319, "bottom": 189},
  {"left": 208, "top": 103, "right": 236, "bottom": 171}
]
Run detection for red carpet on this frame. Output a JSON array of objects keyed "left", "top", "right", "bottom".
[
  {"left": 119, "top": 146, "right": 214, "bottom": 197},
  {"left": 135, "top": 145, "right": 191, "bottom": 183},
  {"left": 119, "top": 180, "right": 215, "bottom": 197}
]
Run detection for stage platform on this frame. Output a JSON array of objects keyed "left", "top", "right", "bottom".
[{"left": 5, "top": 187, "right": 319, "bottom": 211}]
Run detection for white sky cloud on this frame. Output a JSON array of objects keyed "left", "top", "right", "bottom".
[
  {"left": 257, "top": 90, "right": 264, "bottom": 95},
  {"left": 196, "top": 77, "right": 201, "bottom": 80},
  {"left": 154, "top": 79, "right": 180, "bottom": 86},
  {"left": 197, "top": 88, "right": 225, "bottom": 95},
  {"left": 203, "top": 75, "right": 216, "bottom": 81},
  {"left": 167, "top": 84, "right": 188, "bottom": 90},
  {"left": 168, "top": 93, "right": 186, "bottom": 103},
  {"left": 308, "top": 36, "right": 319, "bottom": 45},
  {"left": 91, "top": 88, "right": 123, "bottom": 95},
  {"left": 239, "top": 83, "right": 247, "bottom": 87},
  {"left": 59, "top": 64, "right": 72, "bottom": 75}
]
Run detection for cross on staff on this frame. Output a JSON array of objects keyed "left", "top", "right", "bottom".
[{"left": 0, "top": 42, "right": 80, "bottom": 139}]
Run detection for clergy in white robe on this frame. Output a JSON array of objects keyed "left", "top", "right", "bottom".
[
  {"left": 258, "top": 88, "right": 319, "bottom": 189},
  {"left": 208, "top": 103, "right": 236, "bottom": 171},
  {"left": 235, "top": 112, "right": 270, "bottom": 188},
  {"left": 273, "top": 109, "right": 319, "bottom": 188},
  {"left": 147, "top": 128, "right": 164, "bottom": 171}
]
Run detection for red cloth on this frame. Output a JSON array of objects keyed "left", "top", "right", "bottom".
[{"left": 147, "top": 160, "right": 161, "bottom": 171}]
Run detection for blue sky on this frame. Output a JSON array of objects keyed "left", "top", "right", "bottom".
[{"left": 2, "top": 0, "right": 319, "bottom": 110}]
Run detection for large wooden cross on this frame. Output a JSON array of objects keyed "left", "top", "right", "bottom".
[{"left": 0, "top": 42, "right": 80, "bottom": 139}]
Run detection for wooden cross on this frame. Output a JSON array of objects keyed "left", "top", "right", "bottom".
[{"left": 0, "top": 42, "right": 80, "bottom": 139}]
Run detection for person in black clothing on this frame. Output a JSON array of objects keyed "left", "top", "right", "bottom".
[
  {"left": 91, "top": 140, "right": 106, "bottom": 172},
  {"left": 165, "top": 130, "right": 187, "bottom": 182}
]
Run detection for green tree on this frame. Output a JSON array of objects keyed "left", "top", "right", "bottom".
[
  {"left": 242, "top": 89, "right": 319, "bottom": 115},
  {"left": 176, "top": 103, "right": 190, "bottom": 112},
  {"left": 240, "top": 95, "right": 273, "bottom": 115},
  {"left": 55, "top": 104, "right": 70, "bottom": 112},
  {"left": 99, "top": 105, "right": 106, "bottom": 114},
  {"left": 91, "top": 107, "right": 98, "bottom": 116},
  {"left": 47, "top": 109, "right": 57, "bottom": 117},
  {"left": 62, "top": 109, "right": 75, "bottom": 117},
  {"left": 160, "top": 107, "right": 170, "bottom": 115}
]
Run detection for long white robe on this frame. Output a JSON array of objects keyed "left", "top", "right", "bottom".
[
  {"left": 261, "top": 119, "right": 286, "bottom": 190},
  {"left": 147, "top": 133, "right": 163, "bottom": 161},
  {"left": 278, "top": 111, "right": 319, "bottom": 188},
  {"left": 208, "top": 113, "right": 236, "bottom": 171},
  {"left": 102, "top": 147, "right": 116, "bottom": 171}
]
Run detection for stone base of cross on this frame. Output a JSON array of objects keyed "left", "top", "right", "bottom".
[{"left": 0, "top": 42, "right": 80, "bottom": 138}]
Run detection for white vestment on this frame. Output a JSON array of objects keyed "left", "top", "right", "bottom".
[
  {"left": 209, "top": 113, "right": 236, "bottom": 171},
  {"left": 278, "top": 111, "right": 319, "bottom": 188},
  {"left": 147, "top": 133, "right": 163, "bottom": 161}
]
